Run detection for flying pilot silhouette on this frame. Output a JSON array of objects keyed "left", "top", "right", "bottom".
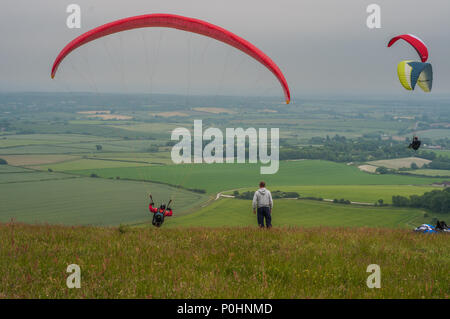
[
  {"left": 148, "top": 194, "right": 173, "bottom": 227},
  {"left": 408, "top": 136, "right": 421, "bottom": 151}
]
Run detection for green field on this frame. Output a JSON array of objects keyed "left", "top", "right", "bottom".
[
  {"left": 0, "top": 139, "right": 55, "bottom": 148},
  {"left": 70, "top": 160, "right": 446, "bottom": 194},
  {"left": 0, "top": 176, "right": 207, "bottom": 226},
  {"left": 166, "top": 198, "right": 427, "bottom": 229},
  {"left": 0, "top": 171, "right": 73, "bottom": 184},
  {"left": 0, "top": 134, "right": 116, "bottom": 148},
  {"left": 0, "top": 165, "right": 72, "bottom": 183},
  {"left": 109, "top": 122, "right": 186, "bottom": 135},
  {"left": 229, "top": 185, "right": 439, "bottom": 204},
  {"left": 41, "top": 159, "right": 151, "bottom": 171},
  {"left": 38, "top": 152, "right": 173, "bottom": 171},
  {"left": 3, "top": 160, "right": 442, "bottom": 228},
  {"left": 0, "top": 165, "right": 31, "bottom": 173},
  {"left": 406, "top": 169, "right": 450, "bottom": 177},
  {"left": 0, "top": 134, "right": 145, "bottom": 155},
  {"left": 0, "top": 144, "right": 95, "bottom": 155},
  {"left": 1, "top": 223, "right": 448, "bottom": 298}
]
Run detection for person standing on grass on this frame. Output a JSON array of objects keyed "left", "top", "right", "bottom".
[{"left": 252, "top": 181, "right": 273, "bottom": 228}]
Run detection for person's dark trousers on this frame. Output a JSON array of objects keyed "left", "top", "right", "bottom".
[
  {"left": 257, "top": 206, "right": 272, "bottom": 228},
  {"left": 152, "top": 213, "right": 165, "bottom": 226}
]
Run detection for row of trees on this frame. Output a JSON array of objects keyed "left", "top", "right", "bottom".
[
  {"left": 423, "top": 156, "right": 450, "bottom": 170},
  {"left": 280, "top": 135, "right": 440, "bottom": 163},
  {"left": 166, "top": 135, "right": 448, "bottom": 165},
  {"left": 392, "top": 188, "right": 450, "bottom": 214}
]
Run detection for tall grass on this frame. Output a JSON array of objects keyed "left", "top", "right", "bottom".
[{"left": 1, "top": 222, "right": 448, "bottom": 298}]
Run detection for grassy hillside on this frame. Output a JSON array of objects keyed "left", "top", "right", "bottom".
[
  {"left": 229, "top": 185, "right": 438, "bottom": 204},
  {"left": 1, "top": 222, "right": 448, "bottom": 298},
  {"left": 69, "top": 160, "right": 446, "bottom": 194},
  {"left": 0, "top": 176, "right": 207, "bottom": 226},
  {"left": 166, "top": 198, "right": 427, "bottom": 229}
]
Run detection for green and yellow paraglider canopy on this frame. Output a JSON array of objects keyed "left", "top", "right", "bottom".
[{"left": 397, "top": 60, "right": 433, "bottom": 92}]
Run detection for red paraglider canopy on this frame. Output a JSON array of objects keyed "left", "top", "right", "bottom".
[
  {"left": 51, "top": 13, "right": 291, "bottom": 104},
  {"left": 387, "top": 34, "right": 429, "bottom": 63}
]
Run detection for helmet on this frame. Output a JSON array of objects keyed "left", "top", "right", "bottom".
[{"left": 160, "top": 204, "right": 166, "bottom": 210}]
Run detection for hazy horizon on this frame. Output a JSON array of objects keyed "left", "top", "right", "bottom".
[{"left": 1, "top": 0, "right": 450, "bottom": 100}]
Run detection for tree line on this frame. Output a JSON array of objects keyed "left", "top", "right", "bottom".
[
  {"left": 279, "top": 135, "right": 443, "bottom": 163},
  {"left": 392, "top": 188, "right": 450, "bottom": 214}
]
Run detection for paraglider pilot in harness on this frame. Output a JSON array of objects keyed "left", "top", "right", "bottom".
[
  {"left": 148, "top": 194, "right": 173, "bottom": 227},
  {"left": 408, "top": 136, "right": 421, "bottom": 151}
]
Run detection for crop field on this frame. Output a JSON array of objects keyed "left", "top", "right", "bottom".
[
  {"left": 368, "top": 157, "right": 431, "bottom": 169},
  {"left": 1, "top": 223, "right": 448, "bottom": 298},
  {"left": 0, "top": 154, "right": 79, "bottom": 167},
  {"left": 358, "top": 164, "right": 377, "bottom": 173},
  {"left": 108, "top": 122, "right": 185, "bottom": 135},
  {"left": 68, "top": 120, "right": 120, "bottom": 125},
  {"left": 0, "top": 171, "right": 73, "bottom": 184},
  {"left": 0, "top": 134, "right": 116, "bottom": 145},
  {"left": 149, "top": 111, "right": 189, "bottom": 117},
  {"left": 0, "top": 165, "right": 72, "bottom": 183},
  {"left": 406, "top": 169, "right": 450, "bottom": 177},
  {"left": 229, "top": 185, "right": 437, "bottom": 204},
  {"left": 0, "top": 176, "right": 207, "bottom": 226},
  {"left": 56, "top": 142, "right": 144, "bottom": 153},
  {"left": 0, "top": 144, "right": 96, "bottom": 155},
  {"left": 0, "top": 143, "right": 161, "bottom": 156},
  {"left": 415, "top": 129, "right": 450, "bottom": 139},
  {"left": 231, "top": 118, "right": 410, "bottom": 139},
  {"left": 0, "top": 138, "right": 56, "bottom": 148},
  {"left": 89, "top": 152, "right": 173, "bottom": 164},
  {"left": 69, "top": 160, "right": 446, "bottom": 194},
  {"left": 193, "top": 107, "right": 236, "bottom": 114},
  {"left": 40, "top": 159, "right": 151, "bottom": 171},
  {"left": 94, "top": 155, "right": 172, "bottom": 165},
  {"left": 0, "top": 138, "right": 132, "bottom": 155},
  {"left": 96, "top": 140, "right": 161, "bottom": 149},
  {"left": 0, "top": 165, "right": 31, "bottom": 173},
  {"left": 166, "top": 198, "right": 427, "bottom": 229}
]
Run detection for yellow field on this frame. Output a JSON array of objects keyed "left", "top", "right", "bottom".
[
  {"left": 358, "top": 164, "right": 377, "bottom": 173},
  {"left": 368, "top": 157, "right": 431, "bottom": 169}
]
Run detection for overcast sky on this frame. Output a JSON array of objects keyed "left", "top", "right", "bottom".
[{"left": 1, "top": 0, "right": 449, "bottom": 99}]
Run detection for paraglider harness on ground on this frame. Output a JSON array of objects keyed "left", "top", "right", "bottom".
[
  {"left": 408, "top": 136, "right": 421, "bottom": 151},
  {"left": 414, "top": 220, "right": 449, "bottom": 234},
  {"left": 435, "top": 220, "right": 449, "bottom": 232},
  {"left": 150, "top": 195, "right": 172, "bottom": 228}
]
